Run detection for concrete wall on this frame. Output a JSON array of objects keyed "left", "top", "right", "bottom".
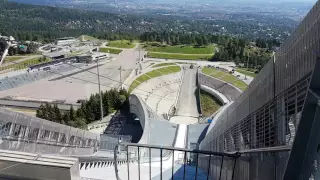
[
  {"left": 129, "top": 94, "right": 150, "bottom": 144},
  {"left": 198, "top": 73, "right": 242, "bottom": 101},
  {"left": 0, "top": 149, "right": 80, "bottom": 180},
  {"left": 0, "top": 99, "right": 80, "bottom": 111},
  {"left": 199, "top": 84, "right": 230, "bottom": 105}
]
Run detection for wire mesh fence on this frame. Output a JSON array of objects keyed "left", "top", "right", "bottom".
[{"left": 0, "top": 108, "right": 99, "bottom": 155}]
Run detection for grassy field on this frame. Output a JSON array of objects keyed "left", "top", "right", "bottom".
[
  {"left": 108, "top": 40, "right": 135, "bottom": 48},
  {"left": 4, "top": 56, "right": 22, "bottom": 63},
  {"left": 236, "top": 68, "right": 257, "bottom": 78},
  {"left": 129, "top": 65, "right": 181, "bottom": 92},
  {"left": 152, "top": 63, "right": 177, "bottom": 68},
  {"left": 78, "top": 35, "right": 97, "bottom": 41},
  {"left": 99, "top": 47, "right": 123, "bottom": 54},
  {"left": 200, "top": 90, "right": 223, "bottom": 117},
  {"left": 202, "top": 67, "right": 248, "bottom": 91},
  {"left": 0, "top": 57, "right": 50, "bottom": 72},
  {"left": 146, "top": 45, "right": 215, "bottom": 54},
  {"left": 68, "top": 50, "right": 83, "bottom": 56},
  {"left": 147, "top": 52, "right": 213, "bottom": 60}
]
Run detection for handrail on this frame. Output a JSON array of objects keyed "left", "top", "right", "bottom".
[
  {"left": 121, "top": 142, "right": 240, "bottom": 158},
  {"left": 234, "top": 145, "right": 291, "bottom": 154}
]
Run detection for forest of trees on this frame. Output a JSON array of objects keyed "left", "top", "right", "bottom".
[
  {"left": 36, "top": 89, "right": 129, "bottom": 129},
  {"left": 140, "top": 31, "right": 279, "bottom": 69},
  {"left": 0, "top": 0, "right": 284, "bottom": 69},
  {"left": 0, "top": 0, "right": 291, "bottom": 43}
]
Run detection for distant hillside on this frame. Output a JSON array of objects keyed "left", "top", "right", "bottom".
[
  {"left": 1, "top": 0, "right": 298, "bottom": 42},
  {"left": 0, "top": 0, "right": 146, "bottom": 41}
]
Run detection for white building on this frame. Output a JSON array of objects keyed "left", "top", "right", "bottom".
[{"left": 55, "top": 37, "right": 78, "bottom": 46}]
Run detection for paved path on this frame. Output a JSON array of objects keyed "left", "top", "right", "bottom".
[{"left": 232, "top": 71, "right": 254, "bottom": 85}]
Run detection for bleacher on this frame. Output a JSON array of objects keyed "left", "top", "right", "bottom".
[
  {"left": 198, "top": 73, "right": 242, "bottom": 101},
  {"left": 0, "top": 63, "right": 84, "bottom": 92}
]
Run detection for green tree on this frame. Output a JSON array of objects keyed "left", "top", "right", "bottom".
[
  {"left": 102, "top": 91, "right": 110, "bottom": 116},
  {"left": 63, "top": 113, "right": 70, "bottom": 124},
  {"left": 202, "top": 36, "right": 209, "bottom": 46},
  {"left": 44, "top": 103, "right": 52, "bottom": 121},
  {"left": 74, "top": 118, "right": 87, "bottom": 129},
  {"left": 69, "top": 106, "right": 76, "bottom": 121},
  {"left": 196, "top": 37, "right": 203, "bottom": 46},
  {"left": 36, "top": 104, "right": 46, "bottom": 119},
  {"left": 53, "top": 105, "right": 62, "bottom": 123}
]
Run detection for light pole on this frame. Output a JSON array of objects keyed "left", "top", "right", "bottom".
[
  {"left": 118, "top": 66, "right": 123, "bottom": 89},
  {"left": 245, "top": 50, "right": 250, "bottom": 80},
  {"left": 138, "top": 44, "right": 141, "bottom": 62},
  {"left": 96, "top": 59, "right": 103, "bottom": 121}
]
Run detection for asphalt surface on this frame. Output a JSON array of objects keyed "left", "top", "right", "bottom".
[{"left": 0, "top": 45, "right": 146, "bottom": 104}]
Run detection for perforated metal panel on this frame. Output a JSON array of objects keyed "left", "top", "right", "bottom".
[{"left": 200, "top": 0, "right": 320, "bottom": 153}]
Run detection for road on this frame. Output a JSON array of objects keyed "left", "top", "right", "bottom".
[{"left": 176, "top": 66, "right": 199, "bottom": 118}]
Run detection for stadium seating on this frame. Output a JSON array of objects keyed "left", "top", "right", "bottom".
[
  {"left": 0, "top": 63, "right": 85, "bottom": 92},
  {"left": 198, "top": 73, "right": 242, "bottom": 101}
]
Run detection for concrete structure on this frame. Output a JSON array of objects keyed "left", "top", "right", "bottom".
[
  {"left": 176, "top": 68, "right": 198, "bottom": 117},
  {"left": 0, "top": 149, "right": 80, "bottom": 180},
  {"left": 55, "top": 37, "right": 78, "bottom": 46},
  {"left": 0, "top": 98, "right": 80, "bottom": 111},
  {"left": 44, "top": 51, "right": 67, "bottom": 60},
  {"left": 1, "top": 1, "right": 320, "bottom": 179},
  {"left": 28, "top": 57, "right": 77, "bottom": 70},
  {"left": 132, "top": 70, "right": 182, "bottom": 116},
  {"left": 0, "top": 108, "right": 99, "bottom": 155},
  {"left": 198, "top": 73, "right": 242, "bottom": 101}
]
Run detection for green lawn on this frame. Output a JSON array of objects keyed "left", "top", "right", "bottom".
[
  {"left": 202, "top": 67, "right": 247, "bottom": 91},
  {"left": 0, "top": 57, "right": 50, "bottom": 72},
  {"left": 99, "top": 47, "right": 123, "bottom": 54},
  {"left": 147, "top": 52, "right": 213, "bottom": 60},
  {"left": 4, "top": 56, "right": 22, "bottom": 63},
  {"left": 78, "top": 35, "right": 97, "bottom": 41},
  {"left": 108, "top": 40, "right": 135, "bottom": 48},
  {"left": 69, "top": 50, "right": 83, "bottom": 56},
  {"left": 200, "top": 90, "right": 223, "bottom": 117},
  {"left": 152, "top": 63, "right": 177, "bottom": 68},
  {"left": 129, "top": 65, "right": 181, "bottom": 92},
  {"left": 236, "top": 68, "right": 257, "bottom": 78},
  {"left": 147, "top": 70, "right": 162, "bottom": 78},
  {"left": 146, "top": 45, "right": 215, "bottom": 54}
]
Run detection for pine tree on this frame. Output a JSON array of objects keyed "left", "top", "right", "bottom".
[
  {"left": 102, "top": 91, "right": 110, "bottom": 116},
  {"left": 69, "top": 106, "right": 76, "bottom": 122},
  {"left": 202, "top": 36, "right": 209, "bottom": 46},
  {"left": 36, "top": 104, "right": 46, "bottom": 119},
  {"left": 63, "top": 113, "right": 70, "bottom": 124},
  {"left": 53, "top": 105, "right": 62, "bottom": 123}
]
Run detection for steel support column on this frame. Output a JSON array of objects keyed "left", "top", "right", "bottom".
[{"left": 283, "top": 59, "right": 320, "bottom": 180}]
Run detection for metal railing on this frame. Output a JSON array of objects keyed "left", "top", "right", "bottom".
[
  {"left": 114, "top": 143, "right": 240, "bottom": 180},
  {"left": 109, "top": 143, "right": 294, "bottom": 180}
]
